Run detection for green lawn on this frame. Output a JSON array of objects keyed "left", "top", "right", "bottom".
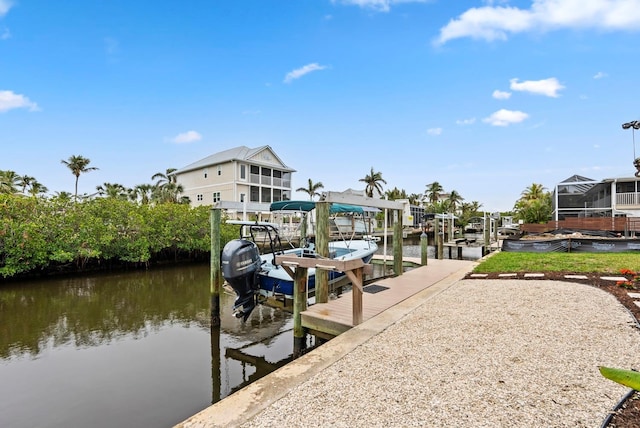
[{"left": 473, "top": 252, "right": 640, "bottom": 274}]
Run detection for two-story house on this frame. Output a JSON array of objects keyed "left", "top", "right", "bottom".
[
  {"left": 172, "top": 145, "right": 295, "bottom": 217},
  {"left": 553, "top": 174, "right": 640, "bottom": 220}
]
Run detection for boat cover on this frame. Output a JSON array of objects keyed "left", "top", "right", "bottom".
[{"left": 270, "top": 200, "right": 364, "bottom": 214}]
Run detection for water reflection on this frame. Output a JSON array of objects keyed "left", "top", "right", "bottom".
[{"left": 0, "top": 264, "right": 297, "bottom": 428}]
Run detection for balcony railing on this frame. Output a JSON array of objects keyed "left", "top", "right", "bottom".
[
  {"left": 616, "top": 192, "right": 640, "bottom": 206},
  {"left": 249, "top": 173, "right": 291, "bottom": 189}
]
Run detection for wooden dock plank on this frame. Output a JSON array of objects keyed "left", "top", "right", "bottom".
[{"left": 301, "top": 259, "right": 474, "bottom": 336}]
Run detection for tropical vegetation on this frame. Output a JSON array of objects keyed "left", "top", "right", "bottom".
[
  {"left": 0, "top": 157, "right": 239, "bottom": 279},
  {"left": 61, "top": 155, "right": 99, "bottom": 202},
  {"left": 296, "top": 178, "right": 324, "bottom": 201},
  {"left": 0, "top": 193, "right": 236, "bottom": 278},
  {"left": 513, "top": 183, "right": 552, "bottom": 224},
  {"left": 359, "top": 167, "right": 387, "bottom": 198}
]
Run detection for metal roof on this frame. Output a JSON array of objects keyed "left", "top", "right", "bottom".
[
  {"left": 172, "top": 145, "right": 295, "bottom": 175},
  {"left": 556, "top": 174, "right": 598, "bottom": 194}
]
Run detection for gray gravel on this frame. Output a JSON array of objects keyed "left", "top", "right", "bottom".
[{"left": 239, "top": 280, "right": 640, "bottom": 428}]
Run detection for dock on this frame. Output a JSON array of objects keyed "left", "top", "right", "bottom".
[{"left": 302, "top": 258, "right": 474, "bottom": 338}]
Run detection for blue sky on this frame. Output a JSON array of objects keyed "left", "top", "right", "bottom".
[{"left": 2, "top": 0, "right": 640, "bottom": 212}]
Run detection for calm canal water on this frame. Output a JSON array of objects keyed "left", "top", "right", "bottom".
[{"left": 0, "top": 263, "right": 299, "bottom": 428}]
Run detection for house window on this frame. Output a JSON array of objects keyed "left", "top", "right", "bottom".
[
  {"left": 273, "top": 170, "right": 282, "bottom": 187},
  {"left": 197, "top": 194, "right": 203, "bottom": 201},
  {"left": 250, "top": 186, "right": 260, "bottom": 202},
  {"left": 617, "top": 182, "right": 635, "bottom": 193},
  {"left": 213, "top": 192, "right": 221, "bottom": 203},
  {"left": 261, "top": 187, "right": 271, "bottom": 203},
  {"left": 240, "top": 165, "right": 246, "bottom": 180},
  {"left": 261, "top": 168, "right": 272, "bottom": 185}
]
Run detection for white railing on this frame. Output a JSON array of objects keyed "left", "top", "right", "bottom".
[{"left": 616, "top": 192, "right": 640, "bottom": 206}]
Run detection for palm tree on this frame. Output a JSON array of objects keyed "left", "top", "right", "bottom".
[
  {"left": 458, "top": 200, "right": 483, "bottom": 231},
  {"left": 27, "top": 181, "right": 48, "bottom": 197},
  {"left": 514, "top": 195, "right": 552, "bottom": 223},
  {"left": 296, "top": 178, "right": 324, "bottom": 201},
  {"left": 384, "top": 187, "right": 407, "bottom": 201},
  {"left": 0, "top": 170, "right": 20, "bottom": 194},
  {"left": 152, "top": 168, "right": 178, "bottom": 186},
  {"left": 520, "top": 183, "right": 547, "bottom": 201},
  {"left": 52, "top": 191, "right": 73, "bottom": 203},
  {"left": 469, "top": 200, "right": 482, "bottom": 213},
  {"left": 359, "top": 167, "right": 387, "bottom": 198},
  {"left": 408, "top": 193, "right": 422, "bottom": 206},
  {"left": 61, "top": 155, "right": 98, "bottom": 202},
  {"left": 152, "top": 181, "right": 185, "bottom": 204},
  {"left": 447, "top": 190, "right": 464, "bottom": 213},
  {"left": 96, "top": 182, "right": 128, "bottom": 199},
  {"left": 18, "top": 175, "right": 35, "bottom": 194},
  {"left": 425, "top": 181, "right": 444, "bottom": 205},
  {"left": 152, "top": 168, "right": 184, "bottom": 203},
  {"left": 514, "top": 183, "right": 552, "bottom": 223},
  {"left": 131, "top": 184, "right": 154, "bottom": 204}
]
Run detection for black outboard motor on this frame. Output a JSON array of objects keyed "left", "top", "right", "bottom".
[{"left": 221, "top": 239, "right": 262, "bottom": 321}]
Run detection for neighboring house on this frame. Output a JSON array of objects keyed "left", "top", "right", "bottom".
[
  {"left": 172, "top": 145, "right": 295, "bottom": 217},
  {"left": 553, "top": 174, "right": 640, "bottom": 220}
]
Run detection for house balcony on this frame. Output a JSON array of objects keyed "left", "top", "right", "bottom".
[
  {"left": 249, "top": 173, "right": 291, "bottom": 189},
  {"left": 616, "top": 192, "right": 640, "bottom": 208}
]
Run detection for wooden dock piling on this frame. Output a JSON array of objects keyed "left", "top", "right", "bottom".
[{"left": 210, "top": 208, "right": 222, "bottom": 326}]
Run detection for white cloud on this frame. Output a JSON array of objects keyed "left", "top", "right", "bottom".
[
  {"left": 0, "top": 27, "right": 10, "bottom": 40},
  {"left": 435, "top": 0, "right": 640, "bottom": 45},
  {"left": 593, "top": 71, "right": 608, "bottom": 79},
  {"left": 172, "top": 130, "right": 202, "bottom": 144},
  {"left": 456, "top": 117, "right": 476, "bottom": 125},
  {"left": 0, "top": 0, "right": 12, "bottom": 16},
  {"left": 284, "top": 63, "right": 328, "bottom": 83},
  {"left": 331, "top": 0, "right": 431, "bottom": 13},
  {"left": 492, "top": 89, "right": 511, "bottom": 100},
  {"left": 509, "top": 77, "right": 564, "bottom": 97},
  {"left": 427, "top": 127, "right": 442, "bottom": 135},
  {"left": 483, "top": 109, "right": 529, "bottom": 126},
  {"left": 0, "top": 90, "right": 39, "bottom": 113}
]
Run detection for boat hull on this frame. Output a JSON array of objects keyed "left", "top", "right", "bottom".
[{"left": 257, "top": 243, "right": 376, "bottom": 298}]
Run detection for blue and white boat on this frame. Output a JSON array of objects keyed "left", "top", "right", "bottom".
[{"left": 221, "top": 201, "right": 378, "bottom": 320}]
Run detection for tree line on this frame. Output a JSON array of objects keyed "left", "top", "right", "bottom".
[
  {"left": 0, "top": 193, "right": 239, "bottom": 279},
  {"left": 0, "top": 154, "right": 241, "bottom": 279},
  {"left": 297, "top": 167, "right": 552, "bottom": 226},
  {"left": 1, "top": 155, "right": 188, "bottom": 205}
]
